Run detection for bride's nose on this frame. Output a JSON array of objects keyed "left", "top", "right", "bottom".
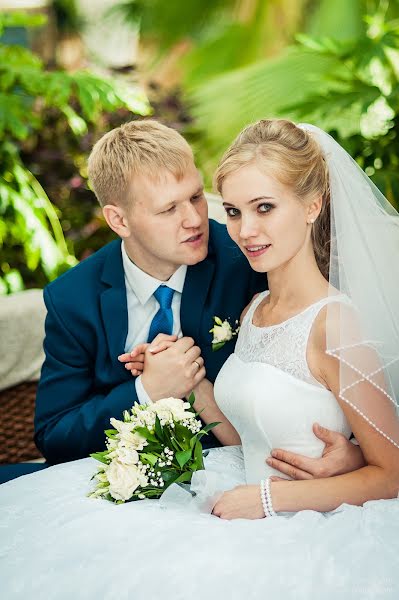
[{"left": 239, "top": 214, "right": 259, "bottom": 240}]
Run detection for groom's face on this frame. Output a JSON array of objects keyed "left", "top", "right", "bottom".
[{"left": 123, "top": 164, "right": 209, "bottom": 280}]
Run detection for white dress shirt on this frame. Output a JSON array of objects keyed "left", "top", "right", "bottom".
[{"left": 121, "top": 242, "right": 187, "bottom": 404}]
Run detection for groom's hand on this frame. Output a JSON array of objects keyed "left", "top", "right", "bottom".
[
  {"left": 141, "top": 336, "right": 205, "bottom": 400},
  {"left": 266, "top": 423, "right": 366, "bottom": 480},
  {"left": 118, "top": 334, "right": 178, "bottom": 376}
]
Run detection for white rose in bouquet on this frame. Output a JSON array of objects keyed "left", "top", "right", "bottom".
[
  {"left": 107, "top": 460, "right": 148, "bottom": 502},
  {"left": 150, "top": 397, "right": 195, "bottom": 425},
  {"left": 89, "top": 395, "right": 219, "bottom": 503},
  {"left": 115, "top": 443, "right": 140, "bottom": 466}
]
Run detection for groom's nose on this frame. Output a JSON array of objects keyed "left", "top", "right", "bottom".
[{"left": 181, "top": 202, "right": 202, "bottom": 229}]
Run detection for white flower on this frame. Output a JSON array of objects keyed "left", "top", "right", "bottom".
[
  {"left": 129, "top": 408, "right": 157, "bottom": 430},
  {"left": 115, "top": 443, "right": 139, "bottom": 466},
  {"left": 150, "top": 397, "right": 194, "bottom": 424},
  {"left": 212, "top": 320, "right": 233, "bottom": 343},
  {"left": 110, "top": 418, "right": 147, "bottom": 450},
  {"left": 106, "top": 460, "right": 148, "bottom": 502}
]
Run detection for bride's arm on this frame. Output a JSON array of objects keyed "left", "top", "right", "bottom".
[
  {"left": 192, "top": 378, "right": 241, "bottom": 446},
  {"left": 270, "top": 308, "right": 399, "bottom": 513}
]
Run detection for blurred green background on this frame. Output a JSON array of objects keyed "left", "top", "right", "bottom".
[{"left": 1, "top": 0, "right": 399, "bottom": 293}]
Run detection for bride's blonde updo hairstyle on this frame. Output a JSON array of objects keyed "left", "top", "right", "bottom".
[{"left": 214, "top": 119, "right": 331, "bottom": 278}]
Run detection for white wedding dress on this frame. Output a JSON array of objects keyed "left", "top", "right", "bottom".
[{"left": 1, "top": 291, "right": 399, "bottom": 600}]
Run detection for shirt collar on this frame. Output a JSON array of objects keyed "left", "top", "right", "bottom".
[{"left": 121, "top": 242, "right": 187, "bottom": 306}]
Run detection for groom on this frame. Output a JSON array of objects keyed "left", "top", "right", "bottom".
[{"left": 3, "top": 120, "right": 363, "bottom": 483}]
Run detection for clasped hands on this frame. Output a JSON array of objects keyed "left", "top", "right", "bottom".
[
  {"left": 119, "top": 335, "right": 365, "bottom": 519},
  {"left": 118, "top": 334, "right": 205, "bottom": 401}
]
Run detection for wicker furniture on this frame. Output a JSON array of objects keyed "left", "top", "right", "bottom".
[{"left": 0, "top": 382, "right": 43, "bottom": 463}]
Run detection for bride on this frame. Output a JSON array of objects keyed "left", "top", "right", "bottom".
[{"left": 1, "top": 119, "right": 399, "bottom": 599}]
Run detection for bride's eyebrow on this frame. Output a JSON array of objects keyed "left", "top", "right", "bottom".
[{"left": 222, "top": 196, "right": 276, "bottom": 207}]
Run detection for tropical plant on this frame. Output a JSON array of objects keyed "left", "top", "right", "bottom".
[
  {"left": 187, "top": 0, "right": 399, "bottom": 202},
  {"left": 0, "top": 10, "right": 150, "bottom": 294},
  {"left": 110, "top": 0, "right": 374, "bottom": 183},
  {"left": 108, "top": 0, "right": 311, "bottom": 87},
  {"left": 283, "top": 7, "right": 399, "bottom": 208}
]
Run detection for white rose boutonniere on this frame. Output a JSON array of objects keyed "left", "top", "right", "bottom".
[{"left": 210, "top": 316, "right": 240, "bottom": 351}]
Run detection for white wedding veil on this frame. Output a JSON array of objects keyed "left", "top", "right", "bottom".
[{"left": 299, "top": 124, "right": 399, "bottom": 448}]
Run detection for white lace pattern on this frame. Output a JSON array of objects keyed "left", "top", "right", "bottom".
[{"left": 236, "top": 291, "right": 350, "bottom": 388}]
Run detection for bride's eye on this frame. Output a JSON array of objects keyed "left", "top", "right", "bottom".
[
  {"left": 224, "top": 207, "right": 240, "bottom": 218},
  {"left": 258, "top": 203, "right": 274, "bottom": 214}
]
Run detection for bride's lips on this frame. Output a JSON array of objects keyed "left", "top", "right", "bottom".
[
  {"left": 183, "top": 233, "right": 204, "bottom": 248},
  {"left": 244, "top": 244, "right": 271, "bottom": 258}
]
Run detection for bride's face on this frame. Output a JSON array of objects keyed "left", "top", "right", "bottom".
[{"left": 221, "top": 162, "right": 312, "bottom": 273}]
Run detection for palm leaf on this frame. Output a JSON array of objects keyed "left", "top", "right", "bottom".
[{"left": 187, "top": 48, "right": 340, "bottom": 181}]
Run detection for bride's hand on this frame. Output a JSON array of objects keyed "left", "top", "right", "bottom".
[
  {"left": 118, "top": 334, "right": 178, "bottom": 376},
  {"left": 212, "top": 485, "right": 264, "bottom": 520}
]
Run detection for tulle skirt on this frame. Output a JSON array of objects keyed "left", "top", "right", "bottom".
[{"left": 1, "top": 447, "right": 398, "bottom": 600}]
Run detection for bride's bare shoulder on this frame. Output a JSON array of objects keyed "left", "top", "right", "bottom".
[{"left": 240, "top": 292, "right": 264, "bottom": 324}]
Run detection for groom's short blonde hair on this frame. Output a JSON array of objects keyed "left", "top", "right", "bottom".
[{"left": 88, "top": 120, "right": 194, "bottom": 207}]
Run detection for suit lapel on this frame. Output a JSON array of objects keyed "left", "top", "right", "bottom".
[
  {"left": 181, "top": 255, "right": 215, "bottom": 343},
  {"left": 100, "top": 241, "right": 129, "bottom": 363}
]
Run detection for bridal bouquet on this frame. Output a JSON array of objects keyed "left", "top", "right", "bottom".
[{"left": 89, "top": 394, "right": 217, "bottom": 504}]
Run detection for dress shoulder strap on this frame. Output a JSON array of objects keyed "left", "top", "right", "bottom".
[{"left": 242, "top": 291, "right": 269, "bottom": 325}]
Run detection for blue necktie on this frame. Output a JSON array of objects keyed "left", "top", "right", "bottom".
[{"left": 147, "top": 285, "right": 174, "bottom": 343}]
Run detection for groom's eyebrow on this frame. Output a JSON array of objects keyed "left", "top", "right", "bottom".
[
  {"left": 158, "top": 186, "right": 204, "bottom": 210},
  {"left": 191, "top": 186, "right": 204, "bottom": 196}
]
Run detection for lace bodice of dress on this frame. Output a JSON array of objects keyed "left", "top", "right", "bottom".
[
  {"left": 236, "top": 290, "right": 348, "bottom": 388},
  {"left": 214, "top": 291, "right": 353, "bottom": 484}
]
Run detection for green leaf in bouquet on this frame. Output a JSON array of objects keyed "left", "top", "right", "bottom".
[
  {"left": 161, "top": 469, "right": 181, "bottom": 486},
  {"left": 169, "top": 435, "right": 183, "bottom": 453},
  {"left": 154, "top": 415, "right": 164, "bottom": 441},
  {"left": 187, "top": 392, "right": 195, "bottom": 407},
  {"left": 195, "top": 422, "right": 221, "bottom": 443},
  {"left": 142, "top": 442, "right": 163, "bottom": 454},
  {"left": 104, "top": 429, "right": 118, "bottom": 438},
  {"left": 134, "top": 427, "right": 158, "bottom": 443},
  {"left": 140, "top": 452, "right": 158, "bottom": 467},
  {"left": 174, "top": 422, "right": 193, "bottom": 449},
  {"left": 172, "top": 471, "right": 194, "bottom": 485},
  {"left": 193, "top": 440, "right": 204, "bottom": 471},
  {"left": 175, "top": 449, "right": 193, "bottom": 469},
  {"left": 200, "top": 422, "right": 221, "bottom": 434},
  {"left": 90, "top": 452, "right": 109, "bottom": 465}
]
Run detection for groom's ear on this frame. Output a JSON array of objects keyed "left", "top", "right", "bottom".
[{"left": 102, "top": 204, "right": 131, "bottom": 238}]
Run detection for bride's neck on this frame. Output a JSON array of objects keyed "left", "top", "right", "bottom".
[{"left": 266, "top": 250, "right": 328, "bottom": 310}]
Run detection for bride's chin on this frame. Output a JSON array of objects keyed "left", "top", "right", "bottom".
[
  {"left": 245, "top": 257, "right": 269, "bottom": 272},
  {"left": 250, "top": 263, "right": 268, "bottom": 273}
]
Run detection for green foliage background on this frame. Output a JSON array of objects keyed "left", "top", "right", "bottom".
[
  {"left": 0, "top": 10, "right": 150, "bottom": 293},
  {"left": 2, "top": 1, "right": 399, "bottom": 293},
  {"left": 114, "top": 0, "right": 399, "bottom": 204}
]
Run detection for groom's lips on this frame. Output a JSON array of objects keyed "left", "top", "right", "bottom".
[{"left": 183, "top": 233, "right": 204, "bottom": 247}]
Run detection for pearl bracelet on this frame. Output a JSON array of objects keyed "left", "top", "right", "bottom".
[{"left": 260, "top": 478, "right": 277, "bottom": 518}]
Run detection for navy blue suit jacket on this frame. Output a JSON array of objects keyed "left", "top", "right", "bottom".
[{"left": 35, "top": 220, "right": 266, "bottom": 463}]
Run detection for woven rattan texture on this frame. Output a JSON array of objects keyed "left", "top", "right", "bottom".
[{"left": 0, "top": 382, "right": 42, "bottom": 463}]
